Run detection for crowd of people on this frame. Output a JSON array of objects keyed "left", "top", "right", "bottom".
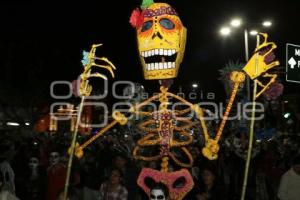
[{"left": 0, "top": 130, "right": 300, "bottom": 200}]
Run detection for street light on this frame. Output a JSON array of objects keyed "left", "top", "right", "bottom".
[
  {"left": 262, "top": 20, "right": 272, "bottom": 27},
  {"left": 6, "top": 122, "right": 20, "bottom": 126},
  {"left": 220, "top": 19, "right": 273, "bottom": 36},
  {"left": 192, "top": 83, "right": 199, "bottom": 89},
  {"left": 219, "top": 18, "right": 273, "bottom": 100},
  {"left": 231, "top": 18, "right": 242, "bottom": 27},
  {"left": 220, "top": 27, "right": 231, "bottom": 36},
  {"left": 284, "top": 112, "right": 291, "bottom": 119},
  {"left": 249, "top": 30, "right": 258, "bottom": 36}
]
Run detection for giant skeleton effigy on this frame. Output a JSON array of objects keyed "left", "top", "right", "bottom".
[{"left": 64, "top": 0, "right": 280, "bottom": 199}]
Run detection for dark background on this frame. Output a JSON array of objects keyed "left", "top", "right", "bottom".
[{"left": 0, "top": 0, "right": 299, "bottom": 107}]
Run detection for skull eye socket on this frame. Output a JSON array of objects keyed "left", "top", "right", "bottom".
[
  {"left": 150, "top": 194, "right": 165, "bottom": 199},
  {"left": 141, "top": 21, "right": 153, "bottom": 32},
  {"left": 159, "top": 18, "right": 175, "bottom": 30},
  {"left": 50, "top": 153, "right": 59, "bottom": 159},
  {"left": 172, "top": 176, "right": 186, "bottom": 188}
]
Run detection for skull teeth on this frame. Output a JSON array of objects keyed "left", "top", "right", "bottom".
[
  {"left": 141, "top": 49, "right": 176, "bottom": 57},
  {"left": 146, "top": 62, "right": 176, "bottom": 71}
]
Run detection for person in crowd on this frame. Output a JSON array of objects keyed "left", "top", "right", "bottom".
[
  {"left": 0, "top": 159, "right": 16, "bottom": 196},
  {"left": 46, "top": 150, "right": 67, "bottom": 200},
  {"left": 108, "top": 154, "right": 138, "bottom": 199},
  {"left": 277, "top": 154, "right": 300, "bottom": 200},
  {"left": 98, "top": 168, "right": 128, "bottom": 200},
  {"left": 195, "top": 163, "right": 227, "bottom": 200},
  {"left": 0, "top": 140, "right": 16, "bottom": 195},
  {"left": 81, "top": 148, "right": 102, "bottom": 200},
  {"left": 24, "top": 155, "right": 47, "bottom": 200},
  {"left": 0, "top": 172, "right": 19, "bottom": 200},
  {"left": 149, "top": 182, "right": 169, "bottom": 200}
]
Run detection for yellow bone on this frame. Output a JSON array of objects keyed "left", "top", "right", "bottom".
[
  {"left": 202, "top": 139, "right": 219, "bottom": 160},
  {"left": 79, "top": 44, "right": 116, "bottom": 97},
  {"left": 243, "top": 33, "right": 279, "bottom": 80}
]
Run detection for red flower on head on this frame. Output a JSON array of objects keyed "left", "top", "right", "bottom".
[{"left": 130, "top": 8, "right": 144, "bottom": 28}]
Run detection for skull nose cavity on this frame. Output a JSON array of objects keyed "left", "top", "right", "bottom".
[{"left": 152, "top": 32, "right": 163, "bottom": 40}]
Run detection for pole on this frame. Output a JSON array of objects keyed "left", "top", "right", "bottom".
[
  {"left": 63, "top": 96, "right": 86, "bottom": 199},
  {"left": 244, "top": 29, "right": 250, "bottom": 101},
  {"left": 64, "top": 61, "right": 91, "bottom": 200},
  {"left": 240, "top": 34, "right": 260, "bottom": 200}
]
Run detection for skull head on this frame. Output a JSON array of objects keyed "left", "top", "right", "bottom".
[
  {"left": 29, "top": 157, "right": 39, "bottom": 170},
  {"left": 138, "top": 168, "right": 194, "bottom": 200},
  {"left": 150, "top": 189, "right": 166, "bottom": 200},
  {"left": 49, "top": 151, "right": 60, "bottom": 166},
  {"left": 149, "top": 182, "right": 168, "bottom": 200},
  {"left": 136, "top": 3, "right": 187, "bottom": 80}
]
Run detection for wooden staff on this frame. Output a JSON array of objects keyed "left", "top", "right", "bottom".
[
  {"left": 63, "top": 96, "right": 86, "bottom": 200},
  {"left": 240, "top": 34, "right": 260, "bottom": 200},
  {"left": 62, "top": 44, "right": 116, "bottom": 199}
]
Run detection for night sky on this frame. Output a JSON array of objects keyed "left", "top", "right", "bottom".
[{"left": 0, "top": 0, "right": 299, "bottom": 107}]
